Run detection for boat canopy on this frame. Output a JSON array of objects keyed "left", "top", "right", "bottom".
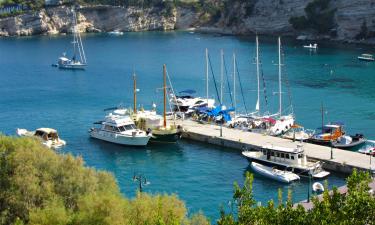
[{"left": 179, "top": 89, "right": 196, "bottom": 94}]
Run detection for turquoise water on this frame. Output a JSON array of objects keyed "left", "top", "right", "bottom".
[{"left": 2, "top": 31, "right": 375, "bottom": 220}]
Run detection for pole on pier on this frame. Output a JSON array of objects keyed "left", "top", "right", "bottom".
[
  {"left": 330, "top": 130, "right": 333, "bottom": 160},
  {"left": 307, "top": 171, "right": 311, "bottom": 203}
]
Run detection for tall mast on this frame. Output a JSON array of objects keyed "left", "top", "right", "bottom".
[
  {"left": 206, "top": 48, "right": 209, "bottom": 108},
  {"left": 278, "top": 37, "right": 282, "bottom": 117},
  {"left": 163, "top": 64, "right": 167, "bottom": 128},
  {"left": 133, "top": 72, "right": 137, "bottom": 114},
  {"left": 255, "top": 35, "right": 260, "bottom": 113},
  {"left": 220, "top": 49, "right": 224, "bottom": 104},
  {"left": 233, "top": 52, "right": 236, "bottom": 116},
  {"left": 321, "top": 102, "right": 324, "bottom": 130}
]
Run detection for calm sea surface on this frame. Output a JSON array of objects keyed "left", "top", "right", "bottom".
[{"left": 1, "top": 31, "right": 375, "bottom": 220}]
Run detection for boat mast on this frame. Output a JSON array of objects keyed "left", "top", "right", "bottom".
[
  {"left": 133, "top": 72, "right": 137, "bottom": 114},
  {"left": 220, "top": 49, "right": 224, "bottom": 105},
  {"left": 278, "top": 37, "right": 282, "bottom": 117},
  {"left": 256, "top": 35, "right": 260, "bottom": 113},
  {"left": 233, "top": 52, "right": 236, "bottom": 117},
  {"left": 321, "top": 102, "right": 324, "bottom": 131},
  {"left": 163, "top": 64, "right": 167, "bottom": 128},
  {"left": 206, "top": 48, "right": 209, "bottom": 108}
]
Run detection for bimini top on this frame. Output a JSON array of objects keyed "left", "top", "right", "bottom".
[
  {"left": 262, "top": 144, "right": 304, "bottom": 154},
  {"left": 103, "top": 114, "right": 134, "bottom": 127},
  {"left": 179, "top": 89, "right": 196, "bottom": 94},
  {"left": 36, "top": 128, "right": 58, "bottom": 134}
]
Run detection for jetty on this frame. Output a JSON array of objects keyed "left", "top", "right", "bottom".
[{"left": 179, "top": 119, "right": 375, "bottom": 174}]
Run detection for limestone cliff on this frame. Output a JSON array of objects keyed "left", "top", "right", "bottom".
[
  {"left": 0, "top": 5, "right": 176, "bottom": 36},
  {"left": 1, "top": 1, "right": 375, "bottom": 44}
]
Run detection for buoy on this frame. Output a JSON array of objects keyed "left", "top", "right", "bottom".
[{"left": 312, "top": 182, "right": 324, "bottom": 193}]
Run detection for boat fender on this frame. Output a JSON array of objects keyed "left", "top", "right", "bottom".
[
  {"left": 132, "top": 131, "right": 136, "bottom": 137},
  {"left": 146, "top": 128, "right": 152, "bottom": 135}
]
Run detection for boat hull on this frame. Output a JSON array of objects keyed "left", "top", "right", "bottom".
[
  {"left": 90, "top": 131, "right": 150, "bottom": 146},
  {"left": 58, "top": 64, "right": 86, "bottom": 70},
  {"left": 150, "top": 130, "right": 181, "bottom": 143},
  {"left": 250, "top": 162, "right": 300, "bottom": 183}
]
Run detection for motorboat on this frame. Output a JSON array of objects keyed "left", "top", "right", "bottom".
[
  {"left": 358, "top": 54, "right": 374, "bottom": 62},
  {"left": 89, "top": 113, "right": 150, "bottom": 146},
  {"left": 358, "top": 147, "right": 375, "bottom": 156},
  {"left": 312, "top": 182, "right": 325, "bottom": 193},
  {"left": 250, "top": 162, "right": 300, "bottom": 183},
  {"left": 309, "top": 123, "right": 345, "bottom": 145},
  {"left": 303, "top": 43, "right": 318, "bottom": 49},
  {"left": 169, "top": 89, "right": 215, "bottom": 113},
  {"left": 16, "top": 128, "right": 66, "bottom": 149},
  {"left": 108, "top": 29, "right": 124, "bottom": 35},
  {"left": 331, "top": 133, "right": 366, "bottom": 150},
  {"left": 282, "top": 124, "right": 315, "bottom": 141},
  {"left": 242, "top": 144, "right": 330, "bottom": 178},
  {"left": 269, "top": 115, "right": 295, "bottom": 136},
  {"left": 57, "top": 8, "right": 87, "bottom": 70}
]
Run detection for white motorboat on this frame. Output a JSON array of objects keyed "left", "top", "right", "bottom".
[
  {"left": 242, "top": 144, "right": 330, "bottom": 178},
  {"left": 108, "top": 29, "right": 124, "bottom": 35},
  {"left": 358, "top": 54, "right": 374, "bottom": 62},
  {"left": 89, "top": 113, "right": 150, "bottom": 146},
  {"left": 282, "top": 124, "right": 315, "bottom": 141},
  {"left": 251, "top": 162, "right": 300, "bottom": 183},
  {"left": 57, "top": 8, "right": 87, "bottom": 70},
  {"left": 303, "top": 43, "right": 318, "bottom": 49},
  {"left": 16, "top": 128, "right": 66, "bottom": 149},
  {"left": 170, "top": 89, "right": 215, "bottom": 113}
]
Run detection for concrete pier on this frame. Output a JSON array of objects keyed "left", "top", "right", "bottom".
[{"left": 180, "top": 119, "right": 375, "bottom": 174}]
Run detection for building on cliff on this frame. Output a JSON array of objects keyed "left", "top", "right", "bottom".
[{"left": 0, "top": 4, "right": 27, "bottom": 15}]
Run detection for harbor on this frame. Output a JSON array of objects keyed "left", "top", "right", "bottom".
[
  {"left": 180, "top": 119, "right": 375, "bottom": 174},
  {"left": 1, "top": 31, "right": 374, "bottom": 220}
]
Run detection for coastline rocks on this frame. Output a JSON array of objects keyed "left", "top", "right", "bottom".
[{"left": 0, "top": 5, "right": 176, "bottom": 36}]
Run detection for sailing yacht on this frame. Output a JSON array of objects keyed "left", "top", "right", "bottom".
[
  {"left": 268, "top": 37, "right": 294, "bottom": 136},
  {"left": 57, "top": 8, "right": 87, "bottom": 70}
]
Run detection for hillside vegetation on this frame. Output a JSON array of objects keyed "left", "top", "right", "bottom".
[{"left": 0, "top": 135, "right": 209, "bottom": 225}]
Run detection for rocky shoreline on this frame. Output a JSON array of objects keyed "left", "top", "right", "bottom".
[{"left": 0, "top": 2, "right": 375, "bottom": 46}]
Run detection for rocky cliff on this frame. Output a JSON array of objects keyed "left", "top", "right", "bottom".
[
  {"left": 0, "top": 5, "right": 176, "bottom": 36},
  {"left": 1, "top": 1, "right": 375, "bottom": 44}
]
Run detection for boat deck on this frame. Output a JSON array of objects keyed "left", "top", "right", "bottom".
[{"left": 179, "top": 119, "right": 375, "bottom": 174}]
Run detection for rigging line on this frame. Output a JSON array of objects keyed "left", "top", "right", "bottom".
[
  {"left": 280, "top": 45, "right": 294, "bottom": 116},
  {"left": 234, "top": 59, "right": 248, "bottom": 115},
  {"left": 260, "top": 62, "right": 269, "bottom": 111},
  {"left": 223, "top": 55, "right": 234, "bottom": 107},
  {"left": 165, "top": 67, "right": 182, "bottom": 116},
  {"left": 208, "top": 53, "right": 222, "bottom": 105}
]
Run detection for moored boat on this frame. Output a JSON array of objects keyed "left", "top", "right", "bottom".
[
  {"left": 57, "top": 8, "right": 87, "bottom": 70},
  {"left": 358, "top": 54, "right": 374, "bottom": 62},
  {"left": 89, "top": 113, "right": 150, "bottom": 146},
  {"left": 303, "top": 43, "right": 318, "bottom": 49},
  {"left": 16, "top": 127, "right": 66, "bottom": 149},
  {"left": 282, "top": 124, "right": 315, "bottom": 141},
  {"left": 250, "top": 162, "right": 300, "bottom": 183},
  {"left": 242, "top": 144, "right": 330, "bottom": 178}
]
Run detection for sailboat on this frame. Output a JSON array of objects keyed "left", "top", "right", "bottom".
[
  {"left": 126, "top": 67, "right": 182, "bottom": 143},
  {"left": 268, "top": 37, "right": 295, "bottom": 136},
  {"left": 57, "top": 8, "right": 87, "bottom": 70}
]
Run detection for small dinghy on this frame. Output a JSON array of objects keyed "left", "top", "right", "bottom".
[
  {"left": 16, "top": 128, "right": 66, "bottom": 149},
  {"left": 251, "top": 162, "right": 300, "bottom": 183},
  {"left": 303, "top": 43, "right": 318, "bottom": 49},
  {"left": 331, "top": 134, "right": 366, "bottom": 150},
  {"left": 358, "top": 54, "right": 374, "bottom": 62},
  {"left": 312, "top": 182, "right": 325, "bottom": 193}
]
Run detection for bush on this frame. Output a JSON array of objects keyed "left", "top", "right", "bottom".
[
  {"left": 0, "top": 135, "right": 209, "bottom": 225},
  {"left": 289, "top": 0, "right": 336, "bottom": 34}
]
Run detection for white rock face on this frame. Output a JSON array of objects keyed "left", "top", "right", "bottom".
[{"left": 0, "top": 5, "right": 176, "bottom": 36}]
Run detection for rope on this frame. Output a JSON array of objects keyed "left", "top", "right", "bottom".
[
  {"left": 235, "top": 59, "right": 248, "bottom": 115},
  {"left": 223, "top": 56, "right": 234, "bottom": 107},
  {"left": 208, "top": 53, "right": 222, "bottom": 105}
]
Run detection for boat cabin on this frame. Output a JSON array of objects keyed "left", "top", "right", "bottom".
[
  {"left": 34, "top": 128, "right": 60, "bottom": 141},
  {"left": 317, "top": 124, "right": 344, "bottom": 141},
  {"left": 261, "top": 144, "right": 307, "bottom": 166},
  {"left": 100, "top": 114, "right": 137, "bottom": 133}
]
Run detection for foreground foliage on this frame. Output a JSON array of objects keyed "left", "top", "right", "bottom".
[
  {"left": 218, "top": 170, "right": 375, "bottom": 225},
  {"left": 0, "top": 135, "right": 209, "bottom": 225}
]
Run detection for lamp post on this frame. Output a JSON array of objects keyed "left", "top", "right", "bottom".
[
  {"left": 133, "top": 173, "right": 149, "bottom": 193},
  {"left": 307, "top": 170, "right": 311, "bottom": 203},
  {"left": 220, "top": 105, "right": 226, "bottom": 137},
  {"left": 330, "top": 130, "right": 333, "bottom": 160}
]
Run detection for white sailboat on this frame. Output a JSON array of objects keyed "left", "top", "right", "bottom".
[
  {"left": 269, "top": 37, "right": 294, "bottom": 136},
  {"left": 57, "top": 8, "right": 87, "bottom": 70}
]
